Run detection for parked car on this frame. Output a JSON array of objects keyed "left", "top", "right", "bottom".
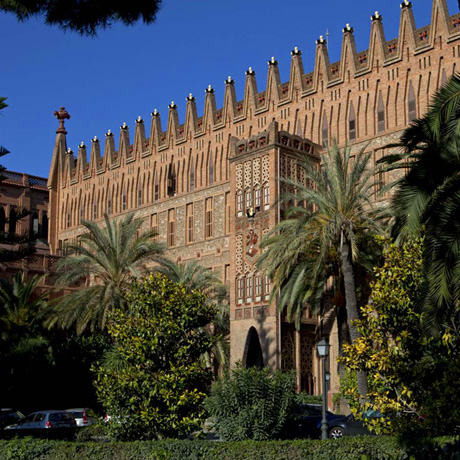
[
  {"left": 66, "top": 408, "right": 95, "bottom": 427},
  {"left": 4, "top": 410, "right": 76, "bottom": 438},
  {"left": 327, "top": 409, "right": 384, "bottom": 438},
  {"left": 0, "top": 409, "right": 24, "bottom": 430},
  {"left": 282, "top": 404, "right": 347, "bottom": 439}
]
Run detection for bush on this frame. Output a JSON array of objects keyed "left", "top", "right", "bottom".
[
  {"left": 93, "top": 275, "right": 216, "bottom": 441},
  {"left": 204, "top": 366, "right": 296, "bottom": 441},
  {"left": 0, "top": 437, "right": 459, "bottom": 460}
]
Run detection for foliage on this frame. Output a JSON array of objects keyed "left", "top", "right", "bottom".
[
  {"left": 204, "top": 365, "right": 297, "bottom": 441},
  {"left": 0, "top": 0, "right": 163, "bottom": 36},
  {"left": 93, "top": 274, "right": 215, "bottom": 441},
  {"left": 153, "top": 259, "right": 230, "bottom": 376},
  {"left": 382, "top": 73, "right": 460, "bottom": 331},
  {"left": 47, "top": 213, "right": 165, "bottom": 334},
  {"left": 0, "top": 96, "right": 8, "bottom": 180},
  {"left": 1, "top": 437, "right": 460, "bottom": 460},
  {"left": 341, "top": 238, "right": 460, "bottom": 436},
  {"left": 259, "top": 144, "right": 387, "bottom": 397},
  {"left": 295, "top": 392, "right": 322, "bottom": 405}
]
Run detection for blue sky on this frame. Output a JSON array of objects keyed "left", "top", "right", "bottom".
[{"left": 1, "top": 0, "right": 458, "bottom": 177}]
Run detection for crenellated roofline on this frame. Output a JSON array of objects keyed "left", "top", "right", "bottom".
[{"left": 51, "top": 0, "right": 460, "bottom": 185}]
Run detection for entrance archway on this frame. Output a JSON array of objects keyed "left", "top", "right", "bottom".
[{"left": 242, "top": 326, "right": 264, "bottom": 369}]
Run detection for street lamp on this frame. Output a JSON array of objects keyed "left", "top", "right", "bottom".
[{"left": 316, "top": 338, "right": 330, "bottom": 440}]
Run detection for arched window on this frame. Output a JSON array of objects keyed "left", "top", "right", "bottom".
[
  {"left": 42, "top": 212, "right": 48, "bottom": 239},
  {"left": 377, "top": 91, "right": 385, "bottom": 133},
  {"left": 0, "top": 207, "right": 5, "bottom": 233},
  {"left": 408, "top": 81, "right": 416, "bottom": 122},
  {"left": 9, "top": 208, "right": 17, "bottom": 234},
  {"left": 349, "top": 101, "right": 356, "bottom": 141},
  {"left": 138, "top": 188, "right": 142, "bottom": 207},
  {"left": 254, "top": 186, "right": 262, "bottom": 209},
  {"left": 122, "top": 190, "right": 127, "bottom": 211},
  {"left": 154, "top": 172, "right": 159, "bottom": 201},
  {"left": 255, "top": 273, "right": 262, "bottom": 300},
  {"left": 107, "top": 195, "right": 112, "bottom": 215},
  {"left": 322, "top": 111, "right": 328, "bottom": 148},
  {"left": 245, "top": 275, "right": 253, "bottom": 302},
  {"left": 209, "top": 153, "right": 214, "bottom": 185},
  {"left": 245, "top": 188, "right": 253, "bottom": 210}
]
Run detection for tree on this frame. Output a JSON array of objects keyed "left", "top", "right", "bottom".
[
  {"left": 382, "top": 74, "right": 460, "bottom": 331},
  {"left": 204, "top": 366, "right": 296, "bottom": 441},
  {"left": 0, "top": 0, "right": 163, "bottom": 36},
  {"left": 153, "top": 259, "right": 230, "bottom": 375},
  {"left": 0, "top": 272, "right": 53, "bottom": 410},
  {"left": 46, "top": 213, "right": 165, "bottom": 334},
  {"left": 94, "top": 274, "right": 216, "bottom": 440},
  {"left": 341, "top": 238, "right": 460, "bottom": 436},
  {"left": 0, "top": 97, "right": 8, "bottom": 181},
  {"left": 258, "top": 144, "right": 387, "bottom": 397}
]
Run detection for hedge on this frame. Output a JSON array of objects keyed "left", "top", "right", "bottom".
[{"left": 0, "top": 436, "right": 459, "bottom": 460}]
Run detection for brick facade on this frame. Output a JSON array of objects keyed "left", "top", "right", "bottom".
[{"left": 47, "top": 0, "right": 460, "bottom": 397}]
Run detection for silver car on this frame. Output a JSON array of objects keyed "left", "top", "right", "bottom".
[
  {"left": 66, "top": 408, "right": 95, "bottom": 427},
  {"left": 4, "top": 410, "right": 76, "bottom": 431}
]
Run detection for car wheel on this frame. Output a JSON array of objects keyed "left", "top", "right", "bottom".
[{"left": 329, "top": 426, "right": 345, "bottom": 439}]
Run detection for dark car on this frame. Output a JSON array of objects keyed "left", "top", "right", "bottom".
[
  {"left": 282, "top": 404, "right": 347, "bottom": 439},
  {"left": 328, "top": 409, "right": 384, "bottom": 438},
  {"left": 0, "top": 409, "right": 25, "bottom": 430}
]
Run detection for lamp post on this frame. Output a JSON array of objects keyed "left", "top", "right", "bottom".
[{"left": 316, "top": 338, "right": 330, "bottom": 440}]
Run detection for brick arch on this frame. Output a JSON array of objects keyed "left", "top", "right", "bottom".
[{"left": 242, "top": 326, "right": 264, "bottom": 369}]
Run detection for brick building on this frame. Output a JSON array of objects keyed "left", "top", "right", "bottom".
[
  {"left": 0, "top": 170, "right": 59, "bottom": 293},
  {"left": 47, "top": 0, "right": 460, "bottom": 397}
]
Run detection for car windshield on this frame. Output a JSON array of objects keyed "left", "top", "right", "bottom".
[{"left": 69, "top": 411, "right": 83, "bottom": 418}]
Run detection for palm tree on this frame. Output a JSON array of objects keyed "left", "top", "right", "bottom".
[
  {"left": 46, "top": 213, "right": 165, "bottom": 334},
  {"left": 382, "top": 74, "right": 460, "bottom": 330},
  {"left": 258, "top": 144, "right": 387, "bottom": 397},
  {"left": 0, "top": 272, "right": 47, "bottom": 340},
  {"left": 153, "top": 259, "right": 229, "bottom": 376}
]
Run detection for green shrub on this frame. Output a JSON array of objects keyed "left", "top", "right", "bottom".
[
  {"left": 0, "top": 437, "right": 459, "bottom": 460},
  {"left": 204, "top": 366, "right": 296, "bottom": 441},
  {"left": 93, "top": 275, "right": 216, "bottom": 441}
]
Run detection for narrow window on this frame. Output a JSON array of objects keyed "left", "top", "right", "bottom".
[
  {"left": 245, "top": 275, "right": 253, "bottom": 302},
  {"left": 186, "top": 203, "right": 194, "bottom": 244},
  {"left": 263, "top": 183, "right": 270, "bottom": 210},
  {"left": 167, "top": 209, "right": 175, "bottom": 247},
  {"left": 66, "top": 212, "right": 71, "bottom": 229},
  {"left": 377, "top": 91, "right": 385, "bottom": 133},
  {"left": 138, "top": 188, "right": 142, "bottom": 207},
  {"left": 254, "top": 187, "right": 262, "bottom": 208},
  {"left": 255, "top": 273, "right": 262, "bottom": 300},
  {"left": 167, "top": 163, "right": 176, "bottom": 197},
  {"left": 408, "top": 81, "right": 416, "bottom": 123},
  {"left": 225, "top": 192, "right": 231, "bottom": 235},
  {"left": 107, "top": 196, "right": 112, "bottom": 215},
  {"left": 209, "top": 154, "right": 214, "bottom": 185},
  {"left": 237, "top": 277, "right": 244, "bottom": 303},
  {"left": 224, "top": 264, "right": 230, "bottom": 287},
  {"left": 122, "top": 190, "right": 127, "bottom": 211},
  {"left": 205, "top": 197, "right": 213, "bottom": 239},
  {"left": 31, "top": 212, "right": 39, "bottom": 235},
  {"left": 236, "top": 191, "right": 244, "bottom": 216},
  {"left": 264, "top": 275, "right": 271, "bottom": 299},
  {"left": 190, "top": 161, "right": 195, "bottom": 191},
  {"left": 93, "top": 203, "right": 97, "bottom": 220},
  {"left": 322, "top": 111, "right": 328, "bottom": 148},
  {"left": 245, "top": 188, "right": 252, "bottom": 210},
  {"left": 154, "top": 173, "right": 159, "bottom": 201},
  {"left": 151, "top": 213, "right": 158, "bottom": 242},
  {"left": 349, "top": 101, "right": 356, "bottom": 141}
]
